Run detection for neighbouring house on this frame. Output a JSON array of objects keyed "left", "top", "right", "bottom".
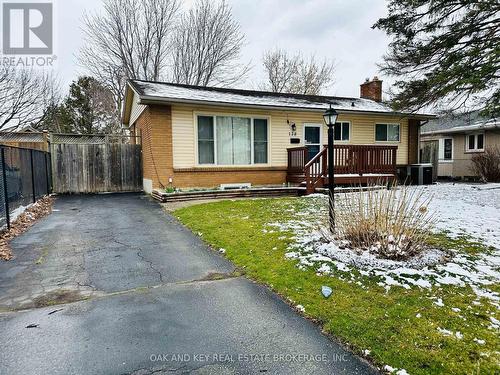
[
  {"left": 420, "top": 112, "right": 500, "bottom": 180},
  {"left": 121, "top": 77, "right": 434, "bottom": 193}
]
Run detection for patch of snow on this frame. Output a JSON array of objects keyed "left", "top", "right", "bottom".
[
  {"left": 473, "top": 338, "right": 486, "bottom": 345},
  {"left": 317, "top": 264, "right": 331, "bottom": 274},
  {"left": 416, "top": 313, "right": 422, "bottom": 318},
  {"left": 10, "top": 203, "right": 33, "bottom": 222},
  {"left": 383, "top": 365, "right": 396, "bottom": 373},
  {"left": 488, "top": 317, "right": 499, "bottom": 330},
  {"left": 271, "top": 183, "right": 500, "bottom": 302},
  {"left": 296, "top": 305, "right": 305, "bottom": 313},
  {"left": 437, "top": 327, "right": 453, "bottom": 336},
  {"left": 363, "top": 349, "right": 371, "bottom": 356},
  {"left": 434, "top": 298, "right": 445, "bottom": 307},
  {"left": 396, "top": 370, "right": 409, "bottom": 375},
  {"left": 451, "top": 307, "right": 461, "bottom": 312},
  {"left": 218, "top": 248, "right": 226, "bottom": 254}
]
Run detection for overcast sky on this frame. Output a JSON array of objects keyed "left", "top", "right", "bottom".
[{"left": 54, "top": 0, "right": 393, "bottom": 98}]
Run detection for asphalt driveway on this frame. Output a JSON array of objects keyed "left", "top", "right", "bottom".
[{"left": 0, "top": 194, "right": 376, "bottom": 374}]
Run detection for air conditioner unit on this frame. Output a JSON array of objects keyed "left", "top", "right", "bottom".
[{"left": 407, "top": 164, "right": 433, "bottom": 185}]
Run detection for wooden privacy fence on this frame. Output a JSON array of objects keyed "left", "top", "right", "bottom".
[{"left": 50, "top": 137, "right": 142, "bottom": 194}]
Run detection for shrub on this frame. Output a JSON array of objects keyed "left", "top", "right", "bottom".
[
  {"left": 328, "top": 184, "right": 435, "bottom": 260},
  {"left": 471, "top": 147, "right": 500, "bottom": 182}
]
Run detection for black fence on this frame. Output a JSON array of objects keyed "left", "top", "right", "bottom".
[{"left": 0, "top": 145, "right": 52, "bottom": 230}]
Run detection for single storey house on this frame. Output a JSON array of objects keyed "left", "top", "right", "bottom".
[
  {"left": 420, "top": 112, "right": 500, "bottom": 179},
  {"left": 121, "top": 77, "right": 434, "bottom": 193}
]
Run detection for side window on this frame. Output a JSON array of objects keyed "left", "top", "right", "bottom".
[{"left": 443, "top": 138, "right": 452, "bottom": 160}]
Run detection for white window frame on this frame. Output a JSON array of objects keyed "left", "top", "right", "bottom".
[
  {"left": 334, "top": 121, "right": 351, "bottom": 142},
  {"left": 195, "top": 113, "right": 270, "bottom": 166},
  {"left": 439, "top": 137, "right": 453, "bottom": 162},
  {"left": 465, "top": 133, "right": 485, "bottom": 153},
  {"left": 374, "top": 123, "right": 401, "bottom": 143},
  {"left": 303, "top": 123, "right": 323, "bottom": 147}
]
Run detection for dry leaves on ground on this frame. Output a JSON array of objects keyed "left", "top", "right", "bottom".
[{"left": 0, "top": 196, "right": 55, "bottom": 261}]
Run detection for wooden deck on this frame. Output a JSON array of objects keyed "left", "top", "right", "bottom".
[{"left": 287, "top": 145, "right": 398, "bottom": 194}]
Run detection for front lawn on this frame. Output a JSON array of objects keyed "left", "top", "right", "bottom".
[{"left": 174, "top": 185, "right": 499, "bottom": 374}]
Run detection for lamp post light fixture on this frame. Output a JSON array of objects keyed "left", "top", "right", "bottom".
[{"left": 323, "top": 104, "right": 338, "bottom": 233}]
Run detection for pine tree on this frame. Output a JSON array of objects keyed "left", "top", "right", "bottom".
[{"left": 374, "top": 0, "right": 499, "bottom": 116}]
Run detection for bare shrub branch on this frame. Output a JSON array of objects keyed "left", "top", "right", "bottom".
[
  {"left": 328, "top": 184, "right": 436, "bottom": 260},
  {"left": 471, "top": 147, "right": 500, "bottom": 182}
]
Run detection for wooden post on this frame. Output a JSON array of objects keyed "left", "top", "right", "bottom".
[{"left": 1, "top": 148, "right": 10, "bottom": 230}]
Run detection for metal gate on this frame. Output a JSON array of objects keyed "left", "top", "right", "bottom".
[{"left": 50, "top": 134, "right": 142, "bottom": 194}]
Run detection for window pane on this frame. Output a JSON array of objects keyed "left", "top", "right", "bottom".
[
  {"left": 198, "top": 141, "right": 214, "bottom": 164},
  {"left": 254, "top": 119, "right": 267, "bottom": 141},
  {"left": 468, "top": 135, "right": 475, "bottom": 150},
  {"left": 375, "top": 124, "right": 387, "bottom": 141},
  {"left": 334, "top": 123, "right": 341, "bottom": 141},
  {"left": 477, "top": 134, "right": 484, "bottom": 149},
  {"left": 444, "top": 139, "right": 452, "bottom": 159},
  {"left": 387, "top": 124, "right": 400, "bottom": 141},
  {"left": 198, "top": 116, "right": 214, "bottom": 164},
  {"left": 254, "top": 119, "right": 268, "bottom": 163},
  {"left": 216, "top": 116, "right": 233, "bottom": 164},
  {"left": 198, "top": 116, "right": 214, "bottom": 140},
  {"left": 232, "top": 117, "right": 251, "bottom": 165},
  {"left": 254, "top": 142, "right": 267, "bottom": 163},
  {"left": 305, "top": 126, "right": 320, "bottom": 144},
  {"left": 342, "top": 122, "right": 350, "bottom": 141}
]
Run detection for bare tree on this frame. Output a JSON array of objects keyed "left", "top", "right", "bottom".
[
  {"left": 79, "top": 0, "right": 180, "bottom": 112},
  {"left": 0, "top": 67, "right": 59, "bottom": 130},
  {"left": 262, "top": 49, "right": 335, "bottom": 95},
  {"left": 262, "top": 49, "right": 298, "bottom": 93},
  {"left": 171, "top": 0, "right": 249, "bottom": 86}
]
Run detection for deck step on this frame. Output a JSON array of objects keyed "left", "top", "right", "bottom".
[{"left": 151, "top": 187, "right": 302, "bottom": 203}]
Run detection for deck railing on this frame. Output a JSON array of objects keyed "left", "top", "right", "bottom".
[{"left": 287, "top": 144, "right": 398, "bottom": 194}]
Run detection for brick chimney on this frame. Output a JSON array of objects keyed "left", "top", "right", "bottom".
[{"left": 360, "top": 76, "right": 382, "bottom": 102}]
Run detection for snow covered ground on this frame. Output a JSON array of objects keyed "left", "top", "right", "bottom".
[{"left": 268, "top": 183, "right": 500, "bottom": 303}]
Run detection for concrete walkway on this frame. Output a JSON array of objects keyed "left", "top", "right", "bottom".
[{"left": 0, "top": 194, "right": 376, "bottom": 374}]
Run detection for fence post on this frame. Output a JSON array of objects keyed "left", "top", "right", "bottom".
[
  {"left": 1, "top": 148, "right": 10, "bottom": 230},
  {"left": 44, "top": 152, "right": 51, "bottom": 195},
  {"left": 30, "top": 149, "right": 36, "bottom": 203}
]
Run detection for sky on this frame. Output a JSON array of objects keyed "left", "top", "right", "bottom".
[{"left": 52, "top": 0, "right": 393, "bottom": 99}]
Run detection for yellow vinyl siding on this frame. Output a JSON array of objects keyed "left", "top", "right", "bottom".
[{"left": 171, "top": 104, "right": 409, "bottom": 169}]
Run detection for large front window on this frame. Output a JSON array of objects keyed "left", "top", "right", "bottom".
[{"left": 197, "top": 115, "right": 268, "bottom": 165}]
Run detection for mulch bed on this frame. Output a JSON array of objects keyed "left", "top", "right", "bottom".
[{"left": 0, "top": 196, "right": 55, "bottom": 261}]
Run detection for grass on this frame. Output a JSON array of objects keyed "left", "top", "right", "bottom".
[{"left": 174, "top": 197, "right": 500, "bottom": 374}]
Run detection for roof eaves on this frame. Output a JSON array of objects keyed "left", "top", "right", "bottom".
[{"left": 422, "top": 123, "right": 500, "bottom": 136}]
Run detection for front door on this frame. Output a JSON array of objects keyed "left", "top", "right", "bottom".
[{"left": 304, "top": 124, "right": 322, "bottom": 161}]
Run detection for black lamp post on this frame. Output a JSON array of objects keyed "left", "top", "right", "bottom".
[{"left": 323, "top": 104, "right": 338, "bottom": 233}]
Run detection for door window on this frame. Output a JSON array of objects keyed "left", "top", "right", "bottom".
[{"left": 304, "top": 125, "right": 321, "bottom": 161}]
